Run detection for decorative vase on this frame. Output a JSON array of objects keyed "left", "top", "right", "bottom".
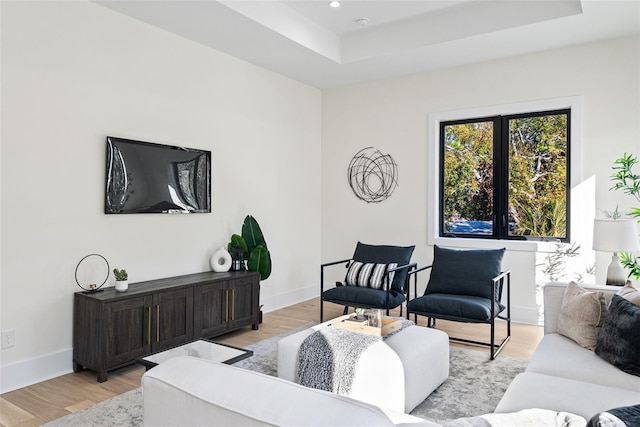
[
  {"left": 211, "top": 247, "right": 232, "bottom": 272},
  {"left": 115, "top": 280, "right": 128, "bottom": 292}
]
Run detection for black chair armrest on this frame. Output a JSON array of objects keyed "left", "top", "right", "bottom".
[
  {"left": 408, "top": 264, "right": 434, "bottom": 275},
  {"left": 384, "top": 262, "right": 417, "bottom": 293},
  {"left": 407, "top": 264, "right": 433, "bottom": 299},
  {"left": 492, "top": 269, "right": 511, "bottom": 283},
  {"left": 320, "top": 258, "right": 351, "bottom": 294},
  {"left": 491, "top": 270, "right": 511, "bottom": 319},
  {"left": 387, "top": 262, "right": 417, "bottom": 274},
  {"left": 321, "top": 258, "right": 352, "bottom": 268}
]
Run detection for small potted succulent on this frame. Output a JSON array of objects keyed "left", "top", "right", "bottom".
[
  {"left": 354, "top": 307, "right": 366, "bottom": 320},
  {"left": 113, "top": 268, "right": 128, "bottom": 292}
]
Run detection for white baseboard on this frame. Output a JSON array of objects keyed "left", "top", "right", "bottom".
[
  {"left": 0, "top": 291, "right": 540, "bottom": 393},
  {"left": 510, "top": 305, "right": 541, "bottom": 325},
  {"left": 0, "top": 288, "right": 321, "bottom": 394},
  {"left": 261, "top": 284, "right": 318, "bottom": 314},
  {"left": 0, "top": 348, "right": 73, "bottom": 394}
]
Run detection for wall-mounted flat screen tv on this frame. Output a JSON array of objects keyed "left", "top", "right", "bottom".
[{"left": 105, "top": 136, "right": 211, "bottom": 214}]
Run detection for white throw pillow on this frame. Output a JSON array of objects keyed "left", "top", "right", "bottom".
[
  {"left": 556, "top": 281, "right": 606, "bottom": 350},
  {"left": 617, "top": 281, "right": 640, "bottom": 306},
  {"left": 445, "top": 408, "right": 587, "bottom": 427},
  {"left": 345, "top": 262, "right": 398, "bottom": 289}
]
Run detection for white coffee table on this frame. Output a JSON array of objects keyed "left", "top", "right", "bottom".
[
  {"left": 277, "top": 319, "right": 449, "bottom": 413},
  {"left": 137, "top": 339, "right": 252, "bottom": 370}
]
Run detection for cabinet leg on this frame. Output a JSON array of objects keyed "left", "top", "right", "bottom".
[
  {"left": 97, "top": 370, "right": 108, "bottom": 383},
  {"left": 252, "top": 323, "right": 259, "bottom": 330},
  {"left": 72, "top": 362, "right": 84, "bottom": 373}
]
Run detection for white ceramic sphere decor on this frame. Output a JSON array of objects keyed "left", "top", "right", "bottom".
[{"left": 211, "top": 247, "right": 232, "bottom": 272}]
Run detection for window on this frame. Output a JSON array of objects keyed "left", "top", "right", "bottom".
[{"left": 440, "top": 109, "right": 570, "bottom": 241}]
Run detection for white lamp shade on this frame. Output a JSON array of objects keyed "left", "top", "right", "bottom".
[{"left": 593, "top": 219, "right": 640, "bottom": 253}]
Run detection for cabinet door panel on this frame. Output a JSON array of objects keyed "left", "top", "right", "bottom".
[
  {"left": 106, "top": 296, "right": 151, "bottom": 366},
  {"left": 193, "top": 283, "right": 226, "bottom": 338},
  {"left": 228, "top": 276, "right": 259, "bottom": 329},
  {"left": 153, "top": 288, "right": 193, "bottom": 351}
]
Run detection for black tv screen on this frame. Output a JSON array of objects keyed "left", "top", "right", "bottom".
[{"left": 105, "top": 136, "right": 211, "bottom": 214}]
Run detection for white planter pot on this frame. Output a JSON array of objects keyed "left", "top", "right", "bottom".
[{"left": 115, "top": 280, "right": 128, "bottom": 292}]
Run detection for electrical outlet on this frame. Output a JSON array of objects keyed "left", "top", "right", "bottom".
[{"left": 1, "top": 330, "right": 15, "bottom": 349}]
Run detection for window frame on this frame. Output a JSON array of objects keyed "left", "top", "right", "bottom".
[
  {"left": 439, "top": 115, "right": 500, "bottom": 239},
  {"left": 428, "top": 97, "right": 581, "bottom": 249}
]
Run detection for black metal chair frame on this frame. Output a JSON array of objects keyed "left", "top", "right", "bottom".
[
  {"left": 320, "top": 259, "right": 416, "bottom": 323},
  {"left": 407, "top": 265, "right": 511, "bottom": 360}
]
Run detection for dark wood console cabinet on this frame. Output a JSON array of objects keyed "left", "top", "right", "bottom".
[{"left": 73, "top": 271, "right": 259, "bottom": 382}]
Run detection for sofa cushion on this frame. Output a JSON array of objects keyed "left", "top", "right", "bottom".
[
  {"left": 495, "top": 372, "right": 640, "bottom": 420},
  {"left": 143, "top": 356, "right": 439, "bottom": 427},
  {"left": 345, "top": 262, "right": 398, "bottom": 289},
  {"left": 557, "top": 281, "right": 606, "bottom": 350},
  {"left": 526, "top": 333, "right": 640, "bottom": 392},
  {"left": 322, "top": 285, "right": 406, "bottom": 309},
  {"left": 352, "top": 242, "right": 414, "bottom": 293},
  {"left": 407, "top": 293, "right": 504, "bottom": 322},
  {"left": 617, "top": 282, "right": 640, "bottom": 305},
  {"left": 595, "top": 294, "right": 640, "bottom": 377},
  {"left": 542, "top": 283, "right": 616, "bottom": 335},
  {"left": 445, "top": 408, "right": 587, "bottom": 427},
  {"left": 425, "top": 246, "right": 505, "bottom": 300}
]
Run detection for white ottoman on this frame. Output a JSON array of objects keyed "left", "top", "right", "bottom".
[{"left": 277, "top": 322, "right": 449, "bottom": 413}]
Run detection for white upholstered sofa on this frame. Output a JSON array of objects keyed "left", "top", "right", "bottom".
[
  {"left": 141, "top": 282, "right": 640, "bottom": 426},
  {"left": 495, "top": 282, "right": 640, "bottom": 419},
  {"left": 142, "top": 356, "right": 439, "bottom": 427}
]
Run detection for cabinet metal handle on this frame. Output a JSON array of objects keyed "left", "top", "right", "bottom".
[
  {"left": 225, "top": 290, "right": 229, "bottom": 322},
  {"left": 156, "top": 305, "right": 160, "bottom": 343},
  {"left": 147, "top": 306, "right": 151, "bottom": 346},
  {"left": 231, "top": 289, "right": 235, "bottom": 321}
]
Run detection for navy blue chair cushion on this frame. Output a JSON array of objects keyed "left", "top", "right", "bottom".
[
  {"left": 425, "top": 245, "right": 505, "bottom": 300},
  {"left": 352, "top": 242, "right": 415, "bottom": 293},
  {"left": 407, "top": 293, "right": 505, "bottom": 322},
  {"left": 322, "top": 285, "right": 406, "bottom": 309}
]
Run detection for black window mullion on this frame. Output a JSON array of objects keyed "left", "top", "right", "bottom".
[
  {"left": 438, "top": 122, "right": 448, "bottom": 237},
  {"left": 565, "top": 112, "right": 571, "bottom": 243},
  {"left": 494, "top": 116, "right": 508, "bottom": 239}
]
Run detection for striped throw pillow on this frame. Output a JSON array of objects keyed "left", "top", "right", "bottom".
[{"left": 345, "top": 262, "right": 398, "bottom": 289}]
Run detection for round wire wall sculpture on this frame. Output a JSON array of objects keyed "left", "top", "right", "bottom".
[
  {"left": 347, "top": 147, "right": 398, "bottom": 203},
  {"left": 75, "top": 253, "right": 110, "bottom": 293}
]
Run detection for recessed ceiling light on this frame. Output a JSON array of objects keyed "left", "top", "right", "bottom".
[{"left": 329, "top": 1, "right": 341, "bottom": 8}]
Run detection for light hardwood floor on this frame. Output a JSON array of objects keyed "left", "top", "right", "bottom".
[{"left": 0, "top": 298, "right": 543, "bottom": 427}]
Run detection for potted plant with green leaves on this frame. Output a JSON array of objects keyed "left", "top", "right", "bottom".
[
  {"left": 227, "top": 215, "right": 271, "bottom": 324},
  {"left": 227, "top": 215, "right": 271, "bottom": 281},
  {"left": 609, "top": 152, "right": 640, "bottom": 282},
  {"left": 113, "top": 268, "right": 128, "bottom": 292}
]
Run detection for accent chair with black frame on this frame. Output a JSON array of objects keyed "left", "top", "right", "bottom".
[
  {"left": 320, "top": 242, "right": 416, "bottom": 322},
  {"left": 407, "top": 245, "right": 511, "bottom": 360}
]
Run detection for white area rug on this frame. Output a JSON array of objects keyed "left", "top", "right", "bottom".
[{"left": 44, "top": 325, "right": 527, "bottom": 426}]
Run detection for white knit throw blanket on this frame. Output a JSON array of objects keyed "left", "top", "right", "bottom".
[{"left": 297, "top": 318, "right": 413, "bottom": 396}]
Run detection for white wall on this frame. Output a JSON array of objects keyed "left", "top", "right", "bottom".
[
  {"left": 322, "top": 36, "right": 640, "bottom": 323},
  {"left": 2, "top": 0, "right": 638, "bottom": 394},
  {"left": 0, "top": 1, "right": 321, "bottom": 392}
]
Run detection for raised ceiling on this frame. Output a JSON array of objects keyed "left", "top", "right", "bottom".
[{"left": 96, "top": 0, "right": 640, "bottom": 89}]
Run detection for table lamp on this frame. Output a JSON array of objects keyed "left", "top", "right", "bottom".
[{"left": 593, "top": 219, "right": 640, "bottom": 286}]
